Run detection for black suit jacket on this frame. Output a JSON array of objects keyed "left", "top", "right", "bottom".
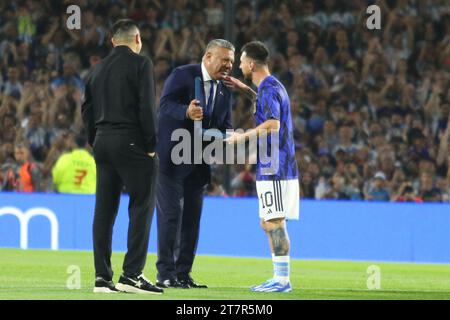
[
  {"left": 157, "top": 64, "right": 233, "bottom": 180},
  {"left": 82, "top": 45, "right": 157, "bottom": 153}
]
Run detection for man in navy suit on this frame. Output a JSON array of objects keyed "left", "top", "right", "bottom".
[{"left": 155, "top": 39, "right": 236, "bottom": 288}]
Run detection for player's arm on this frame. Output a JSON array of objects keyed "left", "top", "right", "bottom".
[
  {"left": 226, "top": 119, "right": 280, "bottom": 144},
  {"left": 226, "top": 89, "right": 281, "bottom": 144},
  {"left": 223, "top": 76, "right": 257, "bottom": 102}
]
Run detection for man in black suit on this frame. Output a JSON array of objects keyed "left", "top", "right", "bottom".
[
  {"left": 155, "top": 39, "right": 237, "bottom": 288},
  {"left": 82, "top": 19, "right": 162, "bottom": 295}
]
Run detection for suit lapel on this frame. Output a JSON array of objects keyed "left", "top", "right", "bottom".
[{"left": 196, "top": 64, "right": 207, "bottom": 109}]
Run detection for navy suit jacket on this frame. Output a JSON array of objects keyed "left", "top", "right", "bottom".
[{"left": 157, "top": 64, "right": 233, "bottom": 181}]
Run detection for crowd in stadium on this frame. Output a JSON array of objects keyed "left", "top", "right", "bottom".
[{"left": 0, "top": 0, "right": 449, "bottom": 202}]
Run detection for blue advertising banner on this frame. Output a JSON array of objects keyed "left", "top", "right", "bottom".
[{"left": 1, "top": 192, "right": 449, "bottom": 263}]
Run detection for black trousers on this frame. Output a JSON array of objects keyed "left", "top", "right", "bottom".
[
  {"left": 156, "top": 168, "right": 206, "bottom": 281},
  {"left": 93, "top": 133, "right": 157, "bottom": 280}
]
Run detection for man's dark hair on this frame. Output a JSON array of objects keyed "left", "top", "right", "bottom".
[
  {"left": 112, "top": 19, "right": 139, "bottom": 39},
  {"left": 241, "top": 41, "right": 270, "bottom": 65}
]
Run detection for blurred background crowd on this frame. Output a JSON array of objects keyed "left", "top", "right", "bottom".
[{"left": 0, "top": 0, "right": 449, "bottom": 202}]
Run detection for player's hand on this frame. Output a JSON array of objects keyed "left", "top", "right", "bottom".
[
  {"left": 222, "top": 76, "right": 248, "bottom": 92},
  {"left": 224, "top": 132, "right": 246, "bottom": 145},
  {"left": 148, "top": 152, "right": 156, "bottom": 158},
  {"left": 187, "top": 99, "right": 203, "bottom": 121}
]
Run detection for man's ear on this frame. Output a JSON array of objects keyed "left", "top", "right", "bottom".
[{"left": 135, "top": 34, "right": 140, "bottom": 44}]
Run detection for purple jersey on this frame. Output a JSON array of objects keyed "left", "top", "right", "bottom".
[{"left": 254, "top": 75, "right": 298, "bottom": 181}]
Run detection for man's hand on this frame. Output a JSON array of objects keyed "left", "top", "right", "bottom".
[
  {"left": 187, "top": 99, "right": 203, "bottom": 121},
  {"left": 148, "top": 152, "right": 156, "bottom": 158}
]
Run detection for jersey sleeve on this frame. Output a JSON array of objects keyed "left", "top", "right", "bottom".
[{"left": 259, "top": 87, "right": 281, "bottom": 121}]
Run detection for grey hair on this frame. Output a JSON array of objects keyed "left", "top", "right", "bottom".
[{"left": 205, "top": 39, "right": 235, "bottom": 52}]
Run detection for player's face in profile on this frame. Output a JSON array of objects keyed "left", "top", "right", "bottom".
[
  {"left": 239, "top": 52, "right": 252, "bottom": 80},
  {"left": 205, "top": 47, "right": 234, "bottom": 80}
]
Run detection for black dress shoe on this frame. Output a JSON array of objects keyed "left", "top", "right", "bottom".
[
  {"left": 178, "top": 277, "right": 208, "bottom": 289},
  {"left": 156, "top": 278, "right": 182, "bottom": 288}
]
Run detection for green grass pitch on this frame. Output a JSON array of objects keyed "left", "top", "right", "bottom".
[{"left": 1, "top": 248, "right": 449, "bottom": 300}]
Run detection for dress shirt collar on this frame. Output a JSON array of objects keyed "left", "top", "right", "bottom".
[{"left": 201, "top": 62, "right": 217, "bottom": 84}]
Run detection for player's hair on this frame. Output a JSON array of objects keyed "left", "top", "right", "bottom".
[
  {"left": 205, "top": 39, "right": 235, "bottom": 53},
  {"left": 112, "top": 19, "right": 139, "bottom": 41},
  {"left": 241, "top": 41, "right": 270, "bottom": 65}
]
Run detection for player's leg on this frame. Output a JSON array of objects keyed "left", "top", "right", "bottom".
[
  {"left": 264, "top": 217, "right": 291, "bottom": 283},
  {"left": 261, "top": 218, "right": 290, "bottom": 255},
  {"left": 251, "top": 217, "right": 292, "bottom": 292},
  {"left": 252, "top": 180, "right": 299, "bottom": 292}
]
